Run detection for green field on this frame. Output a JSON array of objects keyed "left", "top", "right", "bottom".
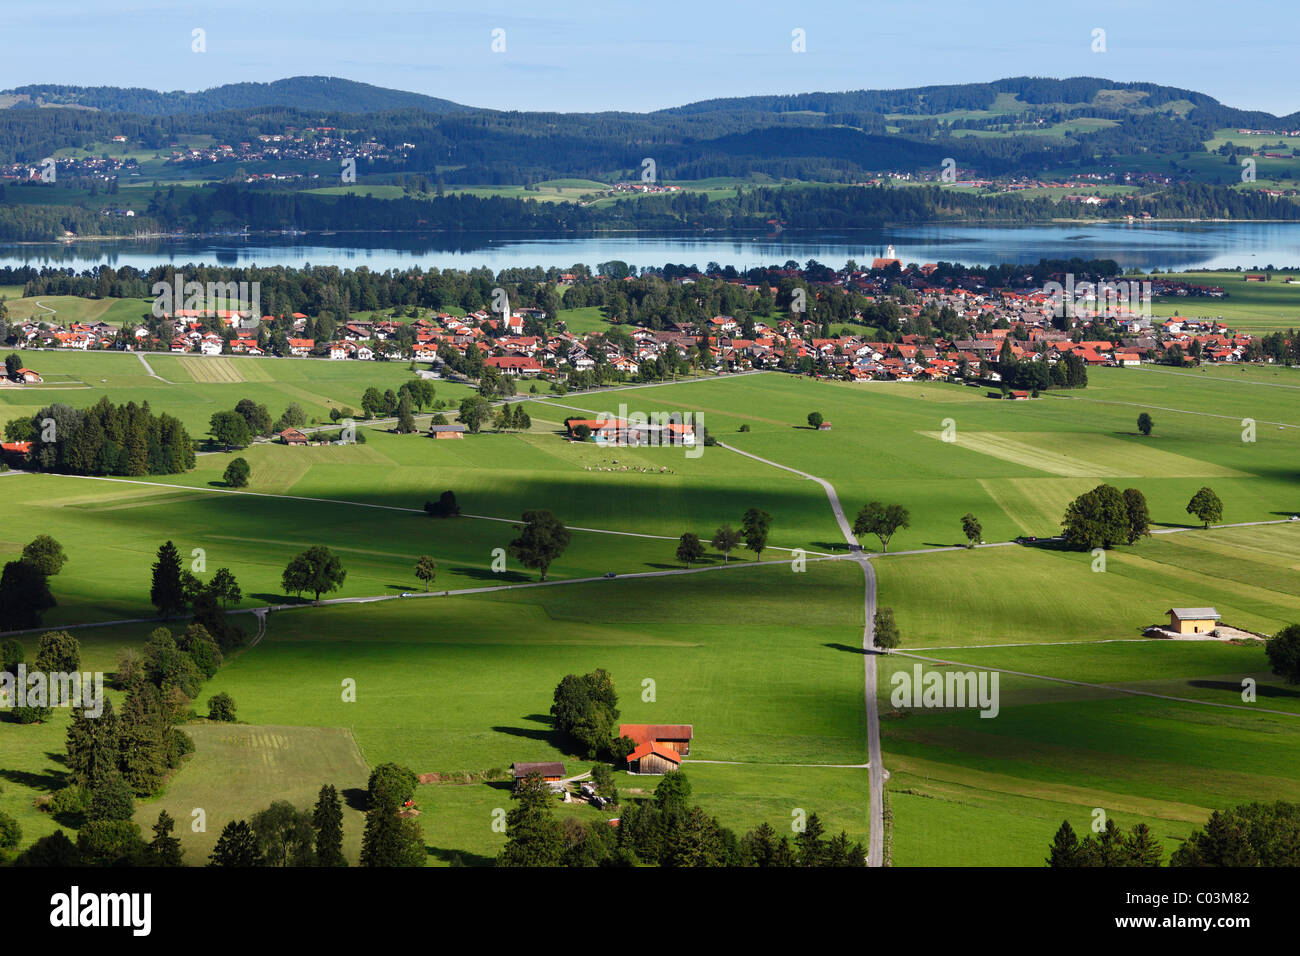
[
  {"left": 3, "top": 365, "right": 1299, "bottom": 866},
  {"left": 1152, "top": 270, "right": 1300, "bottom": 333},
  {"left": 0, "top": 350, "right": 478, "bottom": 435}
]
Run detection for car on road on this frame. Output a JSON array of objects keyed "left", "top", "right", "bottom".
[
  {"left": 603, "top": 572, "right": 616, "bottom": 579},
  {"left": 400, "top": 592, "right": 413, "bottom": 597}
]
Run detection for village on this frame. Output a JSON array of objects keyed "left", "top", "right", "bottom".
[{"left": 0, "top": 257, "right": 1280, "bottom": 389}]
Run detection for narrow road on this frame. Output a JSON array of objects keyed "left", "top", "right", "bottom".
[
  {"left": 718, "top": 440, "right": 885, "bottom": 868},
  {"left": 248, "top": 607, "right": 268, "bottom": 647}
]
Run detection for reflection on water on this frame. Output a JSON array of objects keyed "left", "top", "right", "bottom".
[{"left": 4, "top": 222, "right": 1300, "bottom": 272}]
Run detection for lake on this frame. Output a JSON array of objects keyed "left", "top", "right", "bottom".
[{"left": 5, "top": 221, "right": 1300, "bottom": 273}]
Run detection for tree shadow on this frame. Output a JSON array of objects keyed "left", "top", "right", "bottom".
[
  {"left": 1151, "top": 521, "right": 1197, "bottom": 529},
  {"left": 251, "top": 592, "right": 296, "bottom": 605},
  {"left": 0, "top": 766, "right": 65, "bottom": 791},
  {"left": 491, "top": 725, "right": 560, "bottom": 744},
  {"left": 341, "top": 787, "right": 369, "bottom": 812},
  {"left": 492, "top": 712, "right": 562, "bottom": 747},
  {"left": 427, "top": 845, "right": 496, "bottom": 867},
  {"left": 453, "top": 567, "right": 532, "bottom": 583},
  {"left": 824, "top": 642, "right": 868, "bottom": 655},
  {"left": 1188, "top": 680, "right": 1300, "bottom": 700}
]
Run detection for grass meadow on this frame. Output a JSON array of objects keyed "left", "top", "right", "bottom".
[{"left": 3, "top": 366, "right": 1300, "bottom": 865}]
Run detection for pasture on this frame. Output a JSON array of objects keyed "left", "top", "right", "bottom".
[
  {"left": 0, "top": 349, "right": 476, "bottom": 435},
  {"left": 2, "top": 367, "right": 1299, "bottom": 866}
]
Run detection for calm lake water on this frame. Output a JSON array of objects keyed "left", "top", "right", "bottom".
[{"left": 5, "top": 222, "right": 1300, "bottom": 273}]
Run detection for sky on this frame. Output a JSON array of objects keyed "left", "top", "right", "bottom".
[{"left": 1, "top": 0, "right": 1295, "bottom": 115}]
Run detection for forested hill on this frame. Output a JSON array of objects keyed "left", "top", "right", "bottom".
[{"left": 1, "top": 76, "right": 474, "bottom": 115}]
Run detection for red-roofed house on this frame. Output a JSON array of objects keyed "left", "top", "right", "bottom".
[{"left": 484, "top": 355, "right": 542, "bottom": 376}]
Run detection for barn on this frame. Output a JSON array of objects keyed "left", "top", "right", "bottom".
[
  {"left": 1166, "top": 607, "right": 1220, "bottom": 635},
  {"left": 619, "top": 724, "right": 693, "bottom": 755},
  {"left": 511, "top": 761, "right": 565, "bottom": 789},
  {"left": 625, "top": 741, "right": 682, "bottom": 775}
]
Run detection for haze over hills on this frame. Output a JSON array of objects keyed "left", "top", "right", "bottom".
[
  {"left": 1, "top": 74, "right": 1297, "bottom": 125},
  {"left": 0, "top": 76, "right": 475, "bottom": 115}
]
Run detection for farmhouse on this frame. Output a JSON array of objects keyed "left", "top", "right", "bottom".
[
  {"left": 279, "top": 427, "right": 310, "bottom": 445},
  {"left": 511, "top": 761, "right": 565, "bottom": 789},
  {"left": 13, "top": 368, "right": 41, "bottom": 383},
  {"left": 484, "top": 355, "right": 542, "bottom": 377},
  {"left": 1165, "top": 607, "right": 1220, "bottom": 635}
]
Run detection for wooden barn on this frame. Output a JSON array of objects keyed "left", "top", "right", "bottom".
[
  {"left": 625, "top": 740, "right": 682, "bottom": 775},
  {"left": 511, "top": 761, "right": 566, "bottom": 789},
  {"left": 619, "top": 724, "right": 693, "bottom": 756}
]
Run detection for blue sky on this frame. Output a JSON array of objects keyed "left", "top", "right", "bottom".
[{"left": 1, "top": 0, "right": 1294, "bottom": 115}]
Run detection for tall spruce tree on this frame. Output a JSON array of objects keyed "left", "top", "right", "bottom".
[
  {"left": 150, "top": 541, "right": 185, "bottom": 618},
  {"left": 312, "top": 784, "right": 347, "bottom": 867},
  {"left": 498, "top": 773, "right": 563, "bottom": 867},
  {"left": 148, "top": 810, "right": 184, "bottom": 867}
]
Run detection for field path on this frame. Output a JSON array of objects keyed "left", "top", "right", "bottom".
[
  {"left": 718, "top": 440, "right": 886, "bottom": 868},
  {"left": 135, "top": 352, "right": 174, "bottom": 384}
]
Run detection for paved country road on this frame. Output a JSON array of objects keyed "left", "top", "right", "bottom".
[{"left": 718, "top": 440, "right": 886, "bottom": 868}]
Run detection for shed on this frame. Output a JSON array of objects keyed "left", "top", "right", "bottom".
[
  {"left": 1166, "top": 607, "right": 1220, "bottom": 635},
  {"left": 625, "top": 741, "right": 682, "bottom": 775},
  {"left": 511, "top": 761, "right": 565, "bottom": 788},
  {"left": 429, "top": 424, "right": 466, "bottom": 440}
]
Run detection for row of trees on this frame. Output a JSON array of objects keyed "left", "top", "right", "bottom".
[
  {"left": 6, "top": 399, "right": 194, "bottom": 477},
  {"left": 149, "top": 541, "right": 244, "bottom": 648},
  {"left": 675, "top": 511, "right": 770, "bottom": 566},
  {"left": 1048, "top": 801, "right": 1300, "bottom": 867},
  {"left": 1060, "top": 484, "right": 1222, "bottom": 550},
  {"left": 209, "top": 398, "right": 306, "bottom": 448},
  {"left": 500, "top": 770, "right": 865, "bottom": 867}
]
